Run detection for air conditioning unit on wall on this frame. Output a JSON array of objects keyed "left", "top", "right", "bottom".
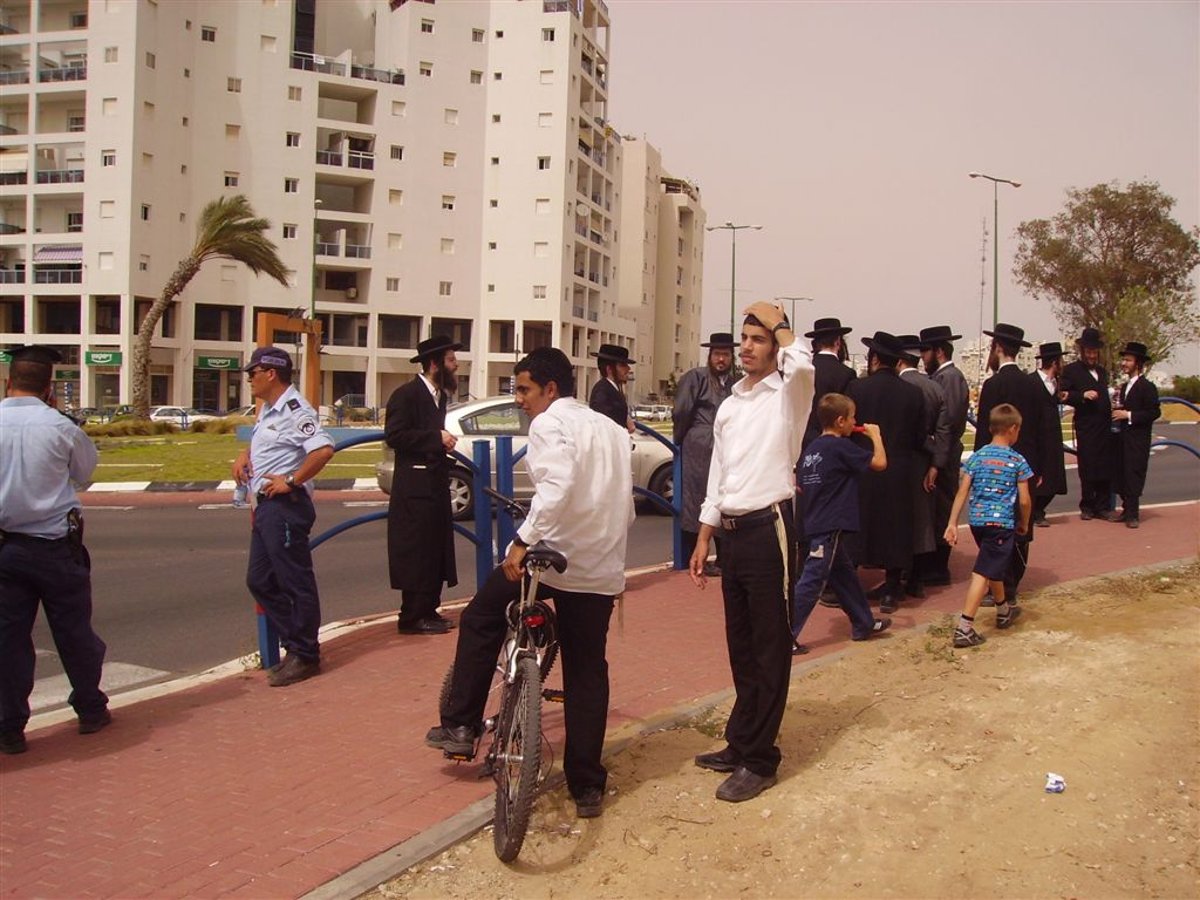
[{"left": 345, "top": 287, "right": 358, "bottom": 299}]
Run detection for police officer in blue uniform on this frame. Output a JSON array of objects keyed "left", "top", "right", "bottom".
[
  {"left": 1, "top": 345, "right": 110, "bottom": 754},
  {"left": 232, "top": 347, "right": 334, "bottom": 687}
]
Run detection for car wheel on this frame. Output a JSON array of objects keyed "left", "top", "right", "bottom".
[
  {"left": 647, "top": 464, "right": 673, "bottom": 515},
  {"left": 449, "top": 468, "right": 474, "bottom": 521}
]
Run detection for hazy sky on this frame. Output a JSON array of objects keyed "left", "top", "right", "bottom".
[{"left": 608, "top": 0, "right": 1199, "bottom": 371}]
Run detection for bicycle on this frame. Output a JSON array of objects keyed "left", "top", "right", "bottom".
[{"left": 437, "top": 490, "right": 566, "bottom": 862}]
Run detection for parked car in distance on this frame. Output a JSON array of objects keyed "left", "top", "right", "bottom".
[
  {"left": 376, "top": 395, "right": 674, "bottom": 520},
  {"left": 633, "top": 404, "right": 669, "bottom": 422},
  {"left": 148, "top": 406, "right": 221, "bottom": 425},
  {"left": 226, "top": 405, "right": 259, "bottom": 418}
]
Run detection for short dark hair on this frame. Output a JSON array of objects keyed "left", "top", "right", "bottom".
[
  {"left": 811, "top": 334, "right": 839, "bottom": 352},
  {"left": 421, "top": 349, "right": 449, "bottom": 375},
  {"left": 989, "top": 402, "right": 1022, "bottom": 434},
  {"left": 817, "top": 392, "right": 854, "bottom": 428},
  {"left": 931, "top": 341, "right": 954, "bottom": 360},
  {"left": 743, "top": 314, "right": 778, "bottom": 348},
  {"left": 9, "top": 359, "right": 52, "bottom": 393},
  {"left": 993, "top": 338, "right": 1020, "bottom": 359},
  {"left": 869, "top": 349, "right": 899, "bottom": 369},
  {"left": 515, "top": 346, "right": 575, "bottom": 398}
]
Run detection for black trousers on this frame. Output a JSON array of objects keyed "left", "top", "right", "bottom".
[
  {"left": 246, "top": 493, "right": 322, "bottom": 661},
  {"left": 1079, "top": 477, "right": 1112, "bottom": 515},
  {"left": 398, "top": 591, "right": 442, "bottom": 625},
  {"left": 925, "top": 460, "right": 960, "bottom": 579},
  {"left": 0, "top": 535, "right": 107, "bottom": 733},
  {"left": 718, "top": 502, "right": 795, "bottom": 777},
  {"left": 1002, "top": 498, "right": 1031, "bottom": 601},
  {"left": 1033, "top": 493, "right": 1055, "bottom": 519},
  {"left": 442, "top": 566, "right": 615, "bottom": 800}
]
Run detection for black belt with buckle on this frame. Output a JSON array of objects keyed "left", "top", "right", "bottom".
[{"left": 720, "top": 507, "right": 778, "bottom": 532}]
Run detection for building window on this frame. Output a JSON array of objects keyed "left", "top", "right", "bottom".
[
  {"left": 224, "top": 172, "right": 239, "bottom": 187},
  {"left": 542, "top": 28, "right": 555, "bottom": 41},
  {"left": 201, "top": 26, "right": 216, "bottom": 42},
  {"left": 285, "top": 131, "right": 300, "bottom": 147},
  {"left": 419, "top": 61, "right": 432, "bottom": 77},
  {"left": 71, "top": 11, "right": 87, "bottom": 28},
  {"left": 139, "top": 255, "right": 150, "bottom": 272},
  {"left": 535, "top": 198, "right": 550, "bottom": 214},
  {"left": 487, "top": 284, "right": 495, "bottom": 293},
  {"left": 144, "top": 101, "right": 155, "bottom": 118},
  {"left": 444, "top": 108, "right": 458, "bottom": 125},
  {"left": 539, "top": 69, "right": 553, "bottom": 84},
  {"left": 489, "top": 199, "right": 498, "bottom": 208},
  {"left": 469, "top": 70, "right": 483, "bottom": 85},
  {"left": 538, "top": 112, "right": 552, "bottom": 128},
  {"left": 392, "top": 100, "right": 406, "bottom": 116},
  {"left": 389, "top": 189, "right": 403, "bottom": 205},
  {"left": 283, "top": 224, "right": 297, "bottom": 239},
  {"left": 491, "top": 157, "right": 500, "bottom": 166},
  {"left": 101, "top": 150, "right": 116, "bottom": 167},
  {"left": 140, "top": 204, "right": 151, "bottom": 221},
  {"left": 438, "top": 281, "right": 452, "bottom": 296},
  {"left": 288, "top": 85, "right": 301, "bottom": 101},
  {"left": 534, "top": 242, "right": 549, "bottom": 257},
  {"left": 420, "top": 18, "right": 434, "bottom": 33},
  {"left": 261, "top": 34, "right": 277, "bottom": 52},
  {"left": 495, "top": 30, "right": 504, "bottom": 38},
  {"left": 440, "top": 238, "right": 454, "bottom": 254},
  {"left": 537, "top": 156, "right": 551, "bottom": 170},
  {"left": 391, "top": 145, "right": 404, "bottom": 160},
  {"left": 533, "top": 285, "right": 547, "bottom": 299},
  {"left": 284, "top": 178, "right": 298, "bottom": 193},
  {"left": 386, "top": 277, "right": 400, "bottom": 292},
  {"left": 225, "top": 124, "right": 239, "bottom": 138},
  {"left": 67, "top": 212, "right": 84, "bottom": 233},
  {"left": 488, "top": 241, "right": 497, "bottom": 250},
  {"left": 67, "top": 112, "right": 85, "bottom": 132},
  {"left": 183, "top": 68, "right": 190, "bottom": 78},
  {"left": 104, "top": 47, "right": 118, "bottom": 63},
  {"left": 99, "top": 201, "right": 115, "bottom": 219},
  {"left": 493, "top": 71, "right": 502, "bottom": 81},
  {"left": 472, "top": 28, "right": 484, "bottom": 43},
  {"left": 102, "top": 97, "right": 117, "bottom": 116},
  {"left": 145, "top": 52, "right": 156, "bottom": 69},
  {"left": 492, "top": 114, "right": 501, "bottom": 123},
  {"left": 227, "top": 77, "right": 241, "bottom": 92},
  {"left": 388, "top": 233, "right": 402, "bottom": 249},
  {"left": 443, "top": 152, "right": 456, "bottom": 167},
  {"left": 441, "top": 195, "right": 455, "bottom": 210}
]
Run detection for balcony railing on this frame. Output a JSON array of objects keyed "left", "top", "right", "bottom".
[
  {"left": 572, "top": 305, "right": 585, "bottom": 318},
  {"left": 587, "top": 271, "right": 599, "bottom": 284},
  {"left": 0, "top": 70, "right": 30, "bottom": 85},
  {"left": 290, "top": 52, "right": 405, "bottom": 85},
  {"left": 589, "top": 230, "right": 603, "bottom": 245},
  {"left": 587, "top": 311, "right": 599, "bottom": 322},
  {"left": 0, "top": 171, "right": 27, "bottom": 185},
  {"left": 345, "top": 244, "right": 371, "bottom": 259},
  {"left": 578, "top": 139, "right": 591, "bottom": 156},
  {"left": 315, "top": 242, "right": 339, "bottom": 256},
  {"left": 33, "top": 267, "right": 82, "bottom": 284},
  {"left": 350, "top": 64, "right": 404, "bottom": 85},
  {"left": 544, "top": 0, "right": 580, "bottom": 16},
  {"left": 316, "top": 149, "right": 342, "bottom": 166},
  {"left": 0, "top": 223, "right": 24, "bottom": 235},
  {"left": 347, "top": 150, "right": 374, "bottom": 170},
  {"left": 0, "top": 270, "right": 24, "bottom": 283},
  {"left": 574, "top": 223, "right": 588, "bottom": 237},
  {"left": 39, "top": 66, "right": 87, "bottom": 82},
  {"left": 35, "top": 168, "right": 84, "bottom": 184}
]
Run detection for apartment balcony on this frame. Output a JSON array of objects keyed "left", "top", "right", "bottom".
[
  {"left": 35, "top": 167, "right": 82, "bottom": 184},
  {"left": 344, "top": 243, "right": 370, "bottom": 259},
  {"left": 38, "top": 65, "right": 86, "bottom": 83},
  {"left": 544, "top": 1, "right": 580, "bottom": 16},
  {"left": 316, "top": 149, "right": 343, "bottom": 166},
  {"left": 317, "top": 148, "right": 375, "bottom": 171},
  {"left": 0, "top": 70, "right": 30, "bottom": 86},
  {"left": 572, "top": 305, "right": 585, "bottom": 318},
  {"left": 316, "top": 241, "right": 340, "bottom": 256},
  {"left": 290, "top": 52, "right": 405, "bottom": 86},
  {"left": 0, "top": 269, "right": 24, "bottom": 283},
  {"left": 0, "top": 171, "right": 26, "bottom": 185},
  {"left": 33, "top": 267, "right": 81, "bottom": 284}
]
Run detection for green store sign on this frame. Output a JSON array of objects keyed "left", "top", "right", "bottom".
[
  {"left": 0, "top": 351, "right": 10, "bottom": 363},
  {"left": 85, "top": 350, "right": 123, "bottom": 366},
  {"left": 196, "top": 355, "right": 240, "bottom": 370},
  {"left": 55, "top": 368, "right": 81, "bottom": 379}
]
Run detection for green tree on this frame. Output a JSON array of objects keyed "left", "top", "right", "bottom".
[
  {"left": 132, "top": 195, "right": 290, "bottom": 418},
  {"left": 1013, "top": 180, "right": 1200, "bottom": 371}
]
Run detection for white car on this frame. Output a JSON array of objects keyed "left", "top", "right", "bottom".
[{"left": 148, "top": 406, "right": 220, "bottom": 425}]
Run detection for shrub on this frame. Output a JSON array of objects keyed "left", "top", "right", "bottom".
[
  {"left": 84, "top": 420, "right": 179, "bottom": 437},
  {"left": 189, "top": 416, "right": 253, "bottom": 434},
  {"left": 1171, "top": 375, "right": 1200, "bottom": 403}
]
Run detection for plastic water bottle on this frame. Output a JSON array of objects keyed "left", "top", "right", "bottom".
[{"left": 233, "top": 482, "right": 250, "bottom": 508}]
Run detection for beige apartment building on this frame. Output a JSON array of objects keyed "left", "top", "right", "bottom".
[{"left": 0, "top": 0, "right": 701, "bottom": 411}]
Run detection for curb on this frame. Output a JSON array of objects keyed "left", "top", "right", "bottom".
[{"left": 83, "top": 477, "right": 381, "bottom": 492}]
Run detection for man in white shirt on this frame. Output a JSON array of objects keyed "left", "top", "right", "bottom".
[
  {"left": 426, "top": 347, "right": 635, "bottom": 819},
  {"left": 689, "top": 301, "right": 815, "bottom": 803}
]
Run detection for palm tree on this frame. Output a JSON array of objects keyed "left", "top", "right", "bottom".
[{"left": 132, "top": 195, "right": 291, "bottom": 418}]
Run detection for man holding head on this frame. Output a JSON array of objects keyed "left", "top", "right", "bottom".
[
  {"left": 1, "top": 346, "right": 109, "bottom": 753},
  {"left": 1029, "top": 342, "right": 1068, "bottom": 526},
  {"left": 589, "top": 343, "right": 635, "bottom": 432},
  {"left": 1109, "top": 341, "right": 1161, "bottom": 528},
  {"left": 689, "top": 301, "right": 814, "bottom": 804},
  {"left": 385, "top": 335, "right": 462, "bottom": 636},
  {"left": 1059, "top": 328, "right": 1115, "bottom": 520},
  {"left": 233, "top": 346, "right": 335, "bottom": 686}
]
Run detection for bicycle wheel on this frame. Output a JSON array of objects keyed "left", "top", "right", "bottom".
[{"left": 492, "top": 656, "right": 542, "bottom": 862}]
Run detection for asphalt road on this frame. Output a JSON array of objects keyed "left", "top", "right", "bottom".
[{"left": 28, "top": 422, "right": 1199, "bottom": 705}]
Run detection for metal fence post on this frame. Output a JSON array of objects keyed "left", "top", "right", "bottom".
[
  {"left": 672, "top": 446, "right": 685, "bottom": 570},
  {"left": 495, "top": 435, "right": 516, "bottom": 561},
  {"left": 472, "top": 440, "right": 493, "bottom": 588}
]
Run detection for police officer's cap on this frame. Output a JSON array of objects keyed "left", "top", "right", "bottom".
[
  {"left": 244, "top": 346, "right": 293, "bottom": 372},
  {"left": 7, "top": 345, "right": 63, "bottom": 366}
]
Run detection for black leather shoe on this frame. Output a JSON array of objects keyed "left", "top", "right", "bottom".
[
  {"left": 398, "top": 615, "right": 453, "bottom": 635},
  {"left": 0, "top": 730, "right": 27, "bottom": 754},
  {"left": 268, "top": 655, "right": 320, "bottom": 687},
  {"left": 695, "top": 746, "right": 740, "bottom": 773},
  {"left": 574, "top": 787, "right": 604, "bottom": 818},
  {"left": 715, "top": 766, "right": 777, "bottom": 803},
  {"left": 879, "top": 593, "right": 900, "bottom": 614},
  {"left": 1079, "top": 509, "right": 1094, "bottom": 521},
  {"left": 78, "top": 709, "right": 112, "bottom": 734},
  {"left": 1126, "top": 518, "right": 1140, "bottom": 529},
  {"left": 424, "top": 724, "right": 477, "bottom": 757}
]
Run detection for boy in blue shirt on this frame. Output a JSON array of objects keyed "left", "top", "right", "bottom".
[
  {"left": 791, "top": 393, "right": 890, "bottom": 652},
  {"left": 945, "top": 403, "right": 1033, "bottom": 647}
]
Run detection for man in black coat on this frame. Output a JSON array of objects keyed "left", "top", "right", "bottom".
[
  {"left": 973, "top": 323, "right": 1044, "bottom": 605},
  {"left": 589, "top": 344, "right": 634, "bottom": 432},
  {"left": 919, "top": 325, "right": 969, "bottom": 585},
  {"left": 1059, "top": 327, "right": 1116, "bottom": 520},
  {"left": 1029, "top": 342, "right": 1068, "bottom": 526},
  {"left": 385, "top": 335, "right": 461, "bottom": 635},
  {"left": 1108, "top": 341, "right": 1161, "bottom": 528},
  {"left": 801, "top": 318, "right": 857, "bottom": 450},
  {"left": 846, "top": 332, "right": 925, "bottom": 613}
]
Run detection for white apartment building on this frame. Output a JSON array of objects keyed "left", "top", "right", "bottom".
[
  {"left": 0, "top": 0, "right": 651, "bottom": 410},
  {"left": 616, "top": 136, "right": 704, "bottom": 402}
]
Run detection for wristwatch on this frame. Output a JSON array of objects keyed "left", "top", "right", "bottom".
[
  {"left": 284, "top": 473, "right": 296, "bottom": 487},
  {"left": 772, "top": 321, "right": 791, "bottom": 333}
]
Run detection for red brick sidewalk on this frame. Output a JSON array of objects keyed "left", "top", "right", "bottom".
[{"left": 1, "top": 503, "right": 1196, "bottom": 898}]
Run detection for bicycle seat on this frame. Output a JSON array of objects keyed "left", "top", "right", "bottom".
[{"left": 525, "top": 542, "right": 567, "bottom": 573}]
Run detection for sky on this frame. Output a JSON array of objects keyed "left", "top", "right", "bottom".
[{"left": 607, "top": 0, "right": 1199, "bottom": 372}]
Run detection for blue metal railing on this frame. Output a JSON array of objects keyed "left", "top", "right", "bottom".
[{"left": 633, "top": 421, "right": 685, "bottom": 570}]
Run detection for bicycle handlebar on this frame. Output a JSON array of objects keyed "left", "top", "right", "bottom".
[{"left": 480, "top": 485, "right": 530, "bottom": 519}]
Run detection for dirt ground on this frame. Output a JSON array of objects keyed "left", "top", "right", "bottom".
[{"left": 373, "top": 562, "right": 1199, "bottom": 899}]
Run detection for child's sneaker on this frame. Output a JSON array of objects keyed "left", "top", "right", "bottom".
[
  {"left": 953, "top": 628, "right": 987, "bottom": 648},
  {"left": 996, "top": 606, "right": 1023, "bottom": 629}
]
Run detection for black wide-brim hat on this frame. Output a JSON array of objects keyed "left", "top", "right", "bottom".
[
  {"left": 1119, "top": 341, "right": 1151, "bottom": 361},
  {"left": 804, "top": 317, "right": 852, "bottom": 339},
  {"left": 918, "top": 325, "right": 962, "bottom": 345},
  {"left": 6, "top": 344, "right": 63, "bottom": 366},
  {"left": 982, "top": 322, "right": 1032, "bottom": 348},
  {"left": 592, "top": 343, "right": 632, "bottom": 364},
  {"left": 860, "top": 331, "right": 908, "bottom": 358},
  {"left": 1035, "top": 342, "right": 1065, "bottom": 361},
  {"left": 700, "top": 332, "right": 736, "bottom": 349},
  {"left": 1077, "top": 327, "right": 1105, "bottom": 349},
  {"left": 894, "top": 335, "right": 923, "bottom": 362},
  {"left": 410, "top": 335, "right": 463, "bottom": 364}
]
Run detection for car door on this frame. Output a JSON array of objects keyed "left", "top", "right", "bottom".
[{"left": 456, "top": 401, "right": 534, "bottom": 498}]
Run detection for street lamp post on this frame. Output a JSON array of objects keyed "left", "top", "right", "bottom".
[
  {"left": 706, "top": 221, "right": 763, "bottom": 335},
  {"left": 774, "top": 295, "right": 815, "bottom": 330},
  {"left": 968, "top": 172, "right": 1021, "bottom": 327}
]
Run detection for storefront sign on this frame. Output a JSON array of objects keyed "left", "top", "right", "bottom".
[
  {"left": 0, "top": 351, "right": 10, "bottom": 364},
  {"left": 85, "top": 350, "right": 123, "bottom": 366},
  {"left": 55, "top": 368, "right": 81, "bottom": 379},
  {"left": 196, "top": 355, "right": 240, "bottom": 370}
]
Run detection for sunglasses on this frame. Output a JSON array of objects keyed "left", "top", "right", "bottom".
[{"left": 246, "top": 368, "right": 269, "bottom": 380}]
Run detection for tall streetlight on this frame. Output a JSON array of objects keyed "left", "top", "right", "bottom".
[
  {"left": 774, "top": 295, "right": 815, "bottom": 330},
  {"left": 706, "top": 221, "right": 763, "bottom": 335},
  {"left": 968, "top": 172, "right": 1021, "bottom": 327}
]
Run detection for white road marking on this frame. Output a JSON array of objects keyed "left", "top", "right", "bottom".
[
  {"left": 86, "top": 481, "right": 153, "bottom": 492},
  {"left": 198, "top": 503, "right": 242, "bottom": 510},
  {"left": 343, "top": 501, "right": 387, "bottom": 508},
  {"left": 83, "top": 505, "right": 135, "bottom": 511}
]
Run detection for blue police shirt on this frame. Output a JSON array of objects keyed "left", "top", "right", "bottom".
[
  {"left": 0, "top": 397, "right": 98, "bottom": 538},
  {"left": 249, "top": 385, "right": 333, "bottom": 496}
]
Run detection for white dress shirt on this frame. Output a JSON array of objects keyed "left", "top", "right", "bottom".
[
  {"left": 1038, "top": 370, "right": 1057, "bottom": 395},
  {"left": 700, "top": 341, "right": 815, "bottom": 526},
  {"left": 515, "top": 397, "right": 636, "bottom": 596}
]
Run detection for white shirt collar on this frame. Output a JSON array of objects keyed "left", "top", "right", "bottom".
[{"left": 418, "top": 373, "right": 440, "bottom": 401}]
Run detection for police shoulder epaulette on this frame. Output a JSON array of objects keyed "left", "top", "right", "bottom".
[{"left": 286, "top": 398, "right": 301, "bottom": 411}]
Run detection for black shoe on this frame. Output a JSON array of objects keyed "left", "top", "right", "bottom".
[
  {"left": 574, "top": 787, "right": 604, "bottom": 818},
  {"left": 695, "top": 746, "right": 740, "bottom": 773},
  {"left": 904, "top": 581, "right": 926, "bottom": 599},
  {"left": 78, "top": 709, "right": 112, "bottom": 735},
  {"left": 0, "top": 730, "right": 27, "bottom": 754},
  {"left": 852, "top": 618, "right": 891, "bottom": 641},
  {"left": 816, "top": 594, "right": 841, "bottom": 609},
  {"left": 1034, "top": 516, "right": 1050, "bottom": 528},
  {"left": 702, "top": 562, "right": 721, "bottom": 578},
  {"left": 1080, "top": 509, "right": 1094, "bottom": 521},
  {"left": 1126, "top": 518, "right": 1140, "bottom": 529},
  {"left": 953, "top": 628, "right": 987, "bottom": 648},
  {"left": 879, "top": 593, "right": 899, "bottom": 614},
  {"left": 791, "top": 641, "right": 810, "bottom": 656},
  {"left": 1103, "top": 510, "right": 1126, "bottom": 523},
  {"left": 398, "top": 615, "right": 454, "bottom": 635},
  {"left": 425, "top": 724, "right": 477, "bottom": 757},
  {"left": 268, "top": 655, "right": 321, "bottom": 687},
  {"left": 716, "top": 766, "right": 777, "bottom": 803}
]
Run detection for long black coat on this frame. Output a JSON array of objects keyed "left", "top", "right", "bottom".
[
  {"left": 589, "top": 378, "right": 628, "bottom": 429},
  {"left": 673, "top": 366, "right": 732, "bottom": 533},
  {"left": 899, "top": 369, "right": 952, "bottom": 555},
  {"left": 385, "top": 377, "right": 457, "bottom": 593},
  {"left": 1060, "top": 360, "right": 1115, "bottom": 482},
  {"left": 847, "top": 369, "right": 925, "bottom": 569},
  {"left": 974, "top": 363, "right": 1043, "bottom": 477},
  {"left": 1029, "top": 371, "right": 1067, "bottom": 497},
  {"left": 802, "top": 353, "right": 857, "bottom": 449},
  {"left": 1114, "top": 376, "right": 1161, "bottom": 500}
]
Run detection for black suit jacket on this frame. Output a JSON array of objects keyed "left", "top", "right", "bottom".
[
  {"left": 1028, "top": 371, "right": 1067, "bottom": 496},
  {"left": 1059, "top": 360, "right": 1114, "bottom": 481},
  {"left": 589, "top": 378, "right": 629, "bottom": 429},
  {"left": 974, "top": 363, "right": 1043, "bottom": 476},
  {"left": 802, "top": 353, "right": 857, "bottom": 449},
  {"left": 1114, "top": 376, "right": 1161, "bottom": 499}
]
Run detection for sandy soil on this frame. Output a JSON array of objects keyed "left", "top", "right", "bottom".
[{"left": 373, "top": 562, "right": 1199, "bottom": 899}]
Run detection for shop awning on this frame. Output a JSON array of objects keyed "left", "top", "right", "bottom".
[{"left": 33, "top": 245, "right": 82, "bottom": 262}]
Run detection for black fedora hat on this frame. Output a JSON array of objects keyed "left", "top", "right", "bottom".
[
  {"left": 1035, "top": 342, "right": 1064, "bottom": 361},
  {"left": 409, "top": 334, "right": 463, "bottom": 364},
  {"left": 894, "top": 335, "right": 923, "bottom": 362},
  {"left": 982, "top": 322, "right": 1032, "bottom": 348},
  {"left": 700, "top": 332, "right": 736, "bottom": 349},
  {"left": 860, "top": 331, "right": 908, "bottom": 358},
  {"left": 804, "top": 317, "right": 852, "bottom": 339},
  {"left": 1077, "top": 327, "right": 1105, "bottom": 349},
  {"left": 918, "top": 325, "right": 962, "bottom": 345},
  {"left": 6, "top": 344, "right": 63, "bottom": 366},
  {"left": 1119, "top": 341, "right": 1151, "bottom": 361},
  {"left": 592, "top": 343, "right": 632, "bottom": 364}
]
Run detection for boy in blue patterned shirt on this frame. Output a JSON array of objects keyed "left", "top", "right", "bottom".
[{"left": 944, "top": 404, "right": 1033, "bottom": 647}]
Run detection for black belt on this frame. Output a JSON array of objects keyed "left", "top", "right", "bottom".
[
  {"left": 0, "top": 530, "right": 69, "bottom": 544},
  {"left": 720, "top": 506, "right": 778, "bottom": 532}
]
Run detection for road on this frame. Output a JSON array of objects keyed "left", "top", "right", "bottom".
[{"left": 28, "top": 423, "right": 1198, "bottom": 710}]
